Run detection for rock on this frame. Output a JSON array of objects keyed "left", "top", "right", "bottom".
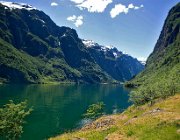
[
  {"left": 81, "top": 117, "right": 115, "bottom": 130},
  {"left": 151, "top": 108, "right": 163, "bottom": 114}
]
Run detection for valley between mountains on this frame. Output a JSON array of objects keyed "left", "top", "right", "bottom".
[{"left": 0, "top": 1, "right": 179, "bottom": 140}]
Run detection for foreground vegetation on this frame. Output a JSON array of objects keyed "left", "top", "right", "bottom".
[
  {"left": 129, "top": 73, "right": 179, "bottom": 106},
  {"left": 83, "top": 102, "right": 105, "bottom": 119},
  {"left": 0, "top": 101, "right": 32, "bottom": 140},
  {"left": 50, "top": 94, "right": 180, "bottom": 140}
]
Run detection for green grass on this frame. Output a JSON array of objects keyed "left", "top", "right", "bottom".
[
  {"left": 77, "top": 127, "right": 118, "bottom": 140},
  {"left": 50, "top": 127, "right": 118, "bottom": 140},
  {"left": 123, "top": 117, "right": 179, "bottom": 140},
  {"left": 50, "top": 94, "right": 180, "bottom": 140},
  {"left": 139, "top": 122, "right": 179, "bottom": 140}
]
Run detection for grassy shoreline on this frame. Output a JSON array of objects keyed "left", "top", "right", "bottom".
[{"left": 50, "top": 94, "right": 180, "bottom": 140}]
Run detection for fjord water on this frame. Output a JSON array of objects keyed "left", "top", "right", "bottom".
[{"left": 0, "top": 84, "right": 131, "bottom": 140}]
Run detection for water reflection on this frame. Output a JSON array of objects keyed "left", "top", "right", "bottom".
[{"left": 0, "top": 84, "right": 131, "bottom": 140}]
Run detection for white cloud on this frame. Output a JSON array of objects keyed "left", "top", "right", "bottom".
[
  {"left": 134, "top": 4, "right": 144, "bottom": 10},
  {"left": 128, "top": 4, "right": 134, "bottom": 9},
  {"left": 110, "top": 3, "right": 144, "bottom": 18},
  {"left": 134, "top": 6, "right": 140, "bottom": 10},
  {"left": 71, "top": 0, "right": 112, "bottom": 13},
  {"left": 110, "top": 4, "right": 128, "bottom": 18},
  {"left": 74, "top": 16, "right": 83, "bottom": 27},
  {"left": 51, "top": 2, "right": 58, "bottom": 6},
  {"left": 67, "top": 15, "right": 77, "bottom": 21},
  {"left": 70, "top": 0, "right": 84, "bottom": 3},
  {"left": 67, "top": 15, "right": 84, "bottom": 27}
]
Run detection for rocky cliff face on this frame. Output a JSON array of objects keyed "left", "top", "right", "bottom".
[{"left": 0, "top": 1, "right": 144, "bottom": 84}]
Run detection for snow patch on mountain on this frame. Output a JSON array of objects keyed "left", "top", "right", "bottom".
[
  {"left": 82, "top": 39, "right": 113, "bottom": 51},
  {"left": 82, "top": 39, "right": 145, "bottom": 62},
  {"left": 82, "top": 39, "right": 99, "bottom": 48},
  {"left": 105, "top": 45, "right": 113, "bottom": 49},
  {"left": 0, "top": 1, "right": 36, "bottom": 10},
  {"left": 82, "top": 39, "right": 125, "bottom": 58},
  {"left": 113, "top": 52, "right": 118, "bottom": 58}
]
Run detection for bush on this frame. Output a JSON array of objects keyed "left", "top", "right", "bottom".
[
  {"left": 129, "top": 75, "right": 179, "bottom": 106},
  {"left": 129, "top": 86, "right": 156, "bottom": 106},
  {"left": 0, "top": 100, "right": 32, "bottom": 140},
  {"left": 83, "top": 102, "right": 105, "bottom": 119}
]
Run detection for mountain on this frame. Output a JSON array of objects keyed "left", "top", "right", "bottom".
[
  {"left": 126, "top": 2, "right": 180, "bottom": 87},
  {"left": 0, "top": 1, "right": 112, "bottom": 84},
  {"left": 0, "top": 1, "right": 143, "bottom": 84},
  {"left": 82, "top": 39, "right": 144, "bottom": 81}
]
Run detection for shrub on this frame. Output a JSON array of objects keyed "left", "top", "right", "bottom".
[
  {"left": 0, "top": 100, "right": 32, "bottom": 140},
  {"left": 83, "top": 102, "right": 105, "bottom": 119},
  {"left": 129, "top": 75, "right": 179, "bottom": 106}
]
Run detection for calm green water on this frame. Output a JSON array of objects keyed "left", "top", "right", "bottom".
[{"left": 0, "top": 84, "right": 131, "bottom": 140}]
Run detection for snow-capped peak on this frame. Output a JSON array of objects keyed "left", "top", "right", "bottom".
[
  {"left": 82, "top": 39, "right": 99, "bottom": 48},
  {"left": 82, "top": 39, "right": 113, "bottom": 50},
  {"left": 122, "top": 51, "right": 129, "bottom": 55},
  {"left": 113, "top": 52, "right": 118, "bottom": 58},
  {"left": 0, "top": 1, "right": 36, "bottom": 10},
  {"left": 82, "top": 39, "right": 123, "bottom": 58},
  {"left": 105, "top": 45, "right": 113, "bottom": 49}
]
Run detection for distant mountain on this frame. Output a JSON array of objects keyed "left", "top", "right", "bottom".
[
  {"left": 0, "top": 1, "right": 144, "bottom": 84},
  {"left": 138, "top": 60, "right": 146, "bottom": 66},
  {"left": 126, "top": 2, "right": 180, "bottom": 87},
  {"left": 82, "top": 39, "right": 144, "bottom": 81}
]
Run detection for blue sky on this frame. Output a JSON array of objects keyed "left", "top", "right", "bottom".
[{"left": 3, "top": 0, "right": 180, "bottom": 61}]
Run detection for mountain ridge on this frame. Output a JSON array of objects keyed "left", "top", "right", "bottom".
[
  {"left": 82, "top": 39, "right": 144, "bottom": 81},
  {"left": 0, "top": 1, "right": 144, "bottom": 84}
]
